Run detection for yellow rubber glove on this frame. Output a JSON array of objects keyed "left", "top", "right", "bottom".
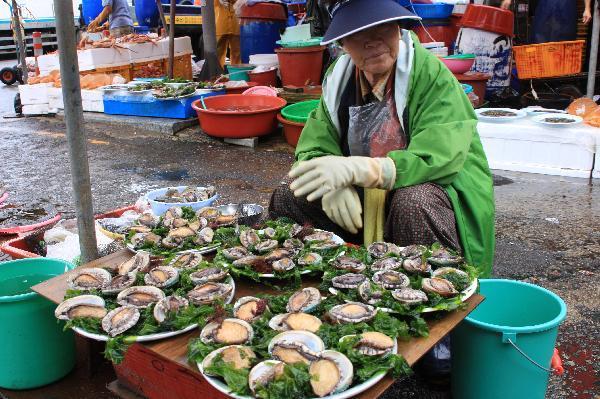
[
  {"left": 289, "top": 156, "right": 396, "bottom": 201},
  {"left": 322, "top": 186, "right": 363, "bottom": 234}
]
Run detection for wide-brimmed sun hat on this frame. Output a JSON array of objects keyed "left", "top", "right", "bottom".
[{"left": 321, "top": 0, "right": 420, "bottom": 45}]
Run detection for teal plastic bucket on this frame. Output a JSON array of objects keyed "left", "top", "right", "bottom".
[
  {"left": 226, "top": 64, "right": 255, "bottom": 81},
  {"left": 0, "top": 258, "right": 76, "bottom": 389},
  {"left": 451, "top": 279, "right": 567, "bottom": 399}
]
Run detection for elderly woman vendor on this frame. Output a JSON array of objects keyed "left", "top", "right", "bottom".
[{"left": 270, "top": 0, "right": 495, "bottom": 276}]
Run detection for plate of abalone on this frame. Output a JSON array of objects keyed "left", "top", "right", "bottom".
[
  {"left": 254, "top": 230, "right": 345, "bottom": 279},
  {"left": 197, "top": 336, "right": 398, "bottom": 399},
  {"left": 72, "top": 277, "right": 235, "bottom": 342}
]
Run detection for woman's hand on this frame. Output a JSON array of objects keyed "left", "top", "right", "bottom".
[
  {"left": 289, "top": 156, "right": 396, "bottom": 201},
  {"left": 322, "top": 187, "right": 363, "bottom": 234},
  {"left": 500, "top": 0, "right": 511, "bottom": 10}
]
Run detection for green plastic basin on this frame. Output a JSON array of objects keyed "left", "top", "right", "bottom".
[
  {"left": 0, "top": 258, "right": 76, "bottom": 389},
  {"left": 281, "top": 99, "right": 320, "bottom": 123}
]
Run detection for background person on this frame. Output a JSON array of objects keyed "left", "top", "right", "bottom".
[
  {"left": 215, "top": 0, "right": 241, "bottom": 68},
  {"left": 87, "top": 0, "right": 134, "bottom": 37}
]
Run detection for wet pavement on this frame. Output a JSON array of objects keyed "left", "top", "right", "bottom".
[{"left": 0, "top": 94, "right": 599, "bottom": 398}]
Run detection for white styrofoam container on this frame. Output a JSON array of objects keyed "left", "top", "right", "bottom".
[
  {"left": 82, "top": 100, "right": 104, "bottom": 113},
  {"left": 19, "top": 83, "right": 52, "bottom": 105},
  {"left": 48, "top": 87, "right": 64, "bottom": 109},
  {"left": 126, "top": 41, "right": 166, "bottom": 62},
  {"left": 478, "top": 120, "right": 597, "bottom": 178},
  {"left": 594, "top": 152, "right": 600, "bottom": 179},
  {"left": 23, "top": 103, "right": 53, "bottom": 115},
  {"left": 37, "top": 53, "right": 60, "bottom": 75},
  {"left": 158, "top": 36, "right": 193, "bottom": 57},
  {"left": 77, "top": 47, "right": 132, "bottom": 71}
]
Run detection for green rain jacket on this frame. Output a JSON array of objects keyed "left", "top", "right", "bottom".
[{"left": 294, "top": 31, "right": 495, "bottom": 277}]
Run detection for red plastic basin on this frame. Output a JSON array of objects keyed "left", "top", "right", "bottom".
[
  {"left": 459, "top": 4, "right": 514, "bottom": 37},
  {"left": 192, "top": 94, "right": 287, "bottom": 138},
  {"left": 225, "top": 82, "right": 258, "bottom": 95},
  {"left": 277, "top": 113, "right": 305, "bottom": 147},
  {"left": 247, "top": 69, "right": 278, "bottom": 87},
  {"left": 441, "top": 57, "right": 475, "bottom": 74}
]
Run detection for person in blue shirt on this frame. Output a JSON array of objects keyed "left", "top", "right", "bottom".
[{"left": 88, "top": 0, "right": 134, "bottom": 37}]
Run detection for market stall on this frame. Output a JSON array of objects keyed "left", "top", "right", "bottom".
[{"left": 32, "top": 247, "right": 482, "bottom": 399}]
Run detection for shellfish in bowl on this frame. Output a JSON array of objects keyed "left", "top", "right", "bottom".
[
  {"left": 427, "top": 247, "right": 463, "bottom": 267},
  {"left": 391, "top": 288, "right": 428, "bottom": 305},
  {"left": 268, "top": 330, "right": 325, "bottom": 364},
  {"left": 328, "top": 302, "right": 377, "bottom": 324},
  {"left": 331, "top": 273, "right": 367, "bottom": 289},
  {"left": 144, "top": 266, "right": 179, "bottom": 288},
  {"left": 55, "top": 295, "right": 107, "bottom": 320},
  {"left": 153, "top": 295, "right": 189, "bottom": 323},
  {"left": 200, "top": 318, "right": 254, "bottom": 344},
  {"left": 248, "top": 360, "right": 286, "bottom": 394},
  {"left": 372, "top": 270, "right": 410, "bottom": 290},
  {"left": 421, "top": 277, "right": 458, "bottom": 297},
  {"left": 309, "top": 350, "right": 354, "bottom": 397},
  {"left": 341, "top": 331, "right": 395, "bottom": 356},
  {"left": 332, "top": 256, "right": 366, "bottom": 273},
  {"left": 286, "top": 287, "right": 321, "bottom": 313},
  {"left": 269, "top": 312, "right": 322, "bottom": 333},
  {"left": 233, "top": 296, "right": 268, "bottom": 323},
  {"left": 201, "top": 345, "right": 257, "bottom": 376},
  {"left": 102, "top": 305, "right": 140, "bottom": 337},
  {"left": 117, "top": 286, "right": 166, "bottom": 308},
  {"left": 187, "top": 281, "right": 233, "bottom": 305},
  {"left": 367, "top": 242, "right": 400, "bottom": 259},
  {"left": 168, "top": 251, "right": 203, "bottom": 270},
  {"left": 67, "top": 268, "right": 111, "bottom": 291}
]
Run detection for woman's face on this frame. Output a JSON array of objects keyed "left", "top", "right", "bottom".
[{"left": 341, "top": 23, "right": 400, "bottom": 76}]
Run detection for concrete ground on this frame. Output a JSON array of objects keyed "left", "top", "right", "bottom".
[{"left": 0, "top": 70, "right": 598, "bottom": 398}]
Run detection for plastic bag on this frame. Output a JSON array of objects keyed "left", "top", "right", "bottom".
[
  {"left": 584, "top": 106, "right": 600, "bottom": 127},
  {"left": 348, "top": 96, "right": 405, "bottom": 157},
  {"left": 567, "top": 97, "right": 598, "bottom": 118}
]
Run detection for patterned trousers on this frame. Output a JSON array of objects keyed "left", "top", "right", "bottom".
[{"left": 268, "top": 182, "right": 461, "bottom": 251}]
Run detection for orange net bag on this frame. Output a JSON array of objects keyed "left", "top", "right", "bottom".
[{"left": 567, "top": 98, "right": 598, "bottom": 118}]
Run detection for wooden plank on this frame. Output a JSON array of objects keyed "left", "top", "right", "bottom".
[
  {"left": 32, "top": 249, "right": 132, "bottom": 304},
  {"left": 33, "top": 249, "right": 484, "bottom": 399}
]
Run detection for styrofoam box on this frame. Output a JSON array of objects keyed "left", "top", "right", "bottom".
[
  {"left": 594, "top": 152, "right": 600, "bottom": 179},
  {"left": 158, "top": 37, "right": 193, "bottom": 57},
  {"left": 478, "top": 121, "right": 596, "bottom": 178},
  {"left": 37, "top": 53, "right": 60, "bottom": 75},
  {"left": 19, "top": 83, "right": 52, "bottom": 105},
  {"left": 125, "top": 41, "right": 166, "bottom": 62},
  {"left": 48, "top": 87, "right": 64, "bottom": 109},
  {"left": 48, "top": 88, "right": 104, "bottom": 112},
  {"left": 77, "top": 47, "right": 132, "bottom": 71},
  {"left": 23, "top": 103, "right": 54, "bottom": 115}
]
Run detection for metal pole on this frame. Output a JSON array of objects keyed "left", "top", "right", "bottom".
[
  {"left": 156, "top": 0, "right": 168, "bottom": 37},
  {"left": 200, "top": 0, "right": 222, "bottom": 79},
  {"left": 53, "top": 0, "right": 98, "bottom": 264},
  {"left": 11, "top": 0, "right": 27, "bottom": 83},
  {"left": 168, "top": 0, "right": 176, "bottom": 78},
  {"left": 587, "top": 0, "right": 599, "bottom": 97}
]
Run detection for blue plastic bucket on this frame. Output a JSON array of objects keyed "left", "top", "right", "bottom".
[
  {"left": 135, "top": 0, "right": 160, "bottom": 28},
  {"left": 451, "top": 279, "right": 567, "bottom": 399},
  {"left": 81, "top": 0, "right": 104, "bottom": 25}
]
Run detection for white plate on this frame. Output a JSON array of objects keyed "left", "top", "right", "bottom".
[
  {"left": 126, "top": 242, "right": 221, "bottom": 256},
  {"left": 197, "top": 336, "right": 397, "bottom": 399},
  {"left": 524, "top": 107, "right": 566, "bottom": 116},
  {"left": 476, "top": 108, "right": 527, "bottom": 122},
  {"left": 98, "top": 84, "right": 130, "bottom": 92},
  {"left": 72, "top": 277, "right": 236, "bottom": 342},
  {"left": 256, "top": 231, "right": 345, "bottom": 279},
  {"left": 531, "top": 113, "right": 583, "bottom": 127}
]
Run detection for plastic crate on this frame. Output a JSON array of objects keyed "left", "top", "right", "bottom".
[
  {"left": 513, "top": 40, "right": 584, "bottom": 79},
  {"left": 409, "top": 3, "right": 454, "bottom": 19},
  {"left": 103, "top": 90, "right": 223, "bottom": 119}
]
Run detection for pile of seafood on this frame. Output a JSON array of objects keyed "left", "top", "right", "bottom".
[
  {"left": 153, "top": 186, "right": 217, "bottom": 203},
  {"left": 55, "top": 250, "right": 235, "bottom": 339},
  {"left": 214, "top": 221, "right": 343, "bottom": 277},
  {"left": 125, "top": 206, "right": 233, "bottom": 256},
  {"left": 322, "top": 243, "right": 476, "bottom": 313},
  {"left": 191, "top": 286, "right": 410, "bottom": 398}
]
